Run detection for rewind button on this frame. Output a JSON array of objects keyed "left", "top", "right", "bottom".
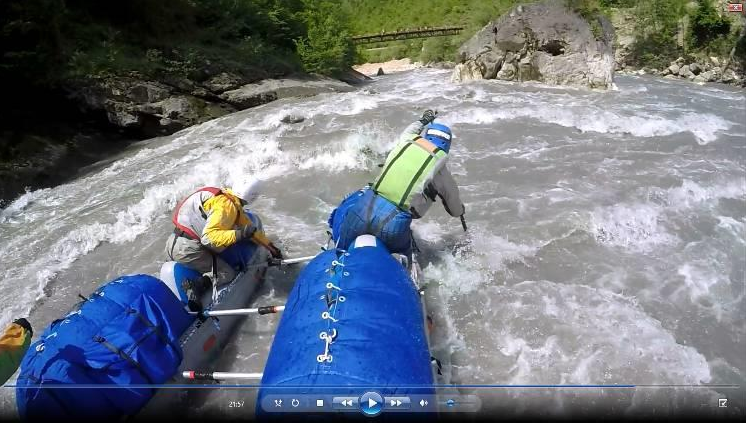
[{"left": 332, "top": 397, "right": 359, "bottom": 410}]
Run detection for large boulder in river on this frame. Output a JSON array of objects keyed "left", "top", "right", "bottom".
[
  {"left": 450, "top": 60, "right": 484, "bottom": 82},
  {"left": 452, "top": 1, "right": 615, "bottom": 89},
  {"left": 219, "top": 75, "right": 354, "bottom": 109}
]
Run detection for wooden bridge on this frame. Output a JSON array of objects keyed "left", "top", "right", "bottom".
[{"left": 351, "top": 26, "right": 464, "bottom": 45}]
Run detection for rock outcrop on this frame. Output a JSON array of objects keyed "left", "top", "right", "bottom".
[
  {"left": 452, "top": 1, "right": 615, "bottom": 89},
  {"left": 220, "top": 76, "right": 354, "bottom": 109},
  {"left": 67, "top": 74, "right": 355, "bottom": 138},
  {"left": 1, "top": 71, "right": 359, "bottom": 204}
]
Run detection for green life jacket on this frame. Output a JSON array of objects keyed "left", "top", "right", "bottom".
[{"left": 373, "top": 136, "right": 447, "bottom": 210}]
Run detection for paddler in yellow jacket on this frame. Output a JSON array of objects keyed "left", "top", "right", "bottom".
[
  {"left": 165, "top": 178, "right": 282, "bottom": 304},
  {"left": 0, "top": 318, "right": 32, "bottom": 385}
]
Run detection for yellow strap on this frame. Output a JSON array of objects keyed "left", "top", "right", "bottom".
[{"left": 413, "top": 137, "right": 439, "bottom": 154}]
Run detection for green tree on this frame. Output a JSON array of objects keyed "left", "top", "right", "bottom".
[
  {"left": 295, "top": 1, "right": 355, "bottom": 75},
  {"left": 689, "top": 0, "right": 731, "bottom": 48},
  {"left": 599, "top": 0, "right": 636, "bottom": 7},
  {"left": 627, "top": 0, "right": 687, "bottom": 68}
]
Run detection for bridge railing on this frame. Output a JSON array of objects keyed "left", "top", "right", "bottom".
[{"left": 351, "top": 26, "right": 464, "bottom": 45}]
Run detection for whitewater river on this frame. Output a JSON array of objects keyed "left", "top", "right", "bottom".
[{"left": 0, "top": 69, "right": 744, "bottom": 418}]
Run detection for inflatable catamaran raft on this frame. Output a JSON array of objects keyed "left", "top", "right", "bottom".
[
  {"left": 183, "top": 234, "right": 445, "bottom": 416},
  {"left": 15, "top": 214, "right": 273, "bottom": 419},
  {"left": 14, "top": 229, "right": 450, "bottom": 418}
]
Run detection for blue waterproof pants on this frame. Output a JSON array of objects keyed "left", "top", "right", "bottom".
[{"left": 329, "top": 188, "right": 412, "bottom": 256}]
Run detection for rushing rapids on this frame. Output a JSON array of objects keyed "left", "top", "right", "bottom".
[{"left": 0, "top": 69, "right": 744, "bottom": 418}]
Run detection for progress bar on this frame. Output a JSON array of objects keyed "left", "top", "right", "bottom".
[
  {"left": 8, "top": 384, "right": 742, "bottom": 389},
  {"left": 8, "top": 383, "right": 741, "bottom": 391}
]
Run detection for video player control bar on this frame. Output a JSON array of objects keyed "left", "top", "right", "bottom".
[{"left": 261, "top": 393, "right": 481, "bottom": 415}]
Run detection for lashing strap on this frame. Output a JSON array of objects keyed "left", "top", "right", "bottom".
[
  {"left": 128, "top": 308, "right": 183, "bottom": 363},
  {"left": 373, "top": 142, "right": 414, "bottom": 192},
  {"left": 398, "top": 153, "right": 436, "bottom": 209},
  {"left": 94, "top": 335, "right": 155, "bottom": 386}
]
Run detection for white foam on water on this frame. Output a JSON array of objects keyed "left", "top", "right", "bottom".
[
  {"left": 0, "top": 188, "right": 51, "bottom": 224},
  {"left": 294, "top": 123, "right": 397, "bottom": 172},
  {"left": 668, "top": 242, "right": 743, "bottom": 323},
  {"left": 663, "top": 179, "right": 745, "bottom": 210},
  {"left": 302, "top": 92, "right": 381, "bottom": 117},
  {"left": 453, "top": 281, "right": 712, "bottom": 386},
  {"left": 622, "top": 85, "right": 648, "bottom": 94},
  {"left": 449, "top": 105, "right": 732, "bottom": 144},
  {"left": 589, "top": 203, "right": 679, "bottom": 253},
  {"left": 423, "top": 230, "right": 539, "bottom": 295},
  {"left": 676, "top": 263, "right": 728, "bottom": 303},
  {"left": 716, "top": 216, "right": 746, "bottom": 242},
  {"left": 412, "top": 221, "right": 449, "bottom": 243}
]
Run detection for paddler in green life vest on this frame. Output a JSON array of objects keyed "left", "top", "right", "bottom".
[
  {"left": 0, "top": 318, "right": 32, "bottom": 385},
  {"left": 165, "top": 178, "right": 283, "bottom": 309},
  {"left": 329, "top": 110, "right": 465, "bottom": 258}
]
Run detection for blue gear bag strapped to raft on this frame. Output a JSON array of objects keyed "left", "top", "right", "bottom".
[
  {"left": 15, "top": 274, "right": 193, "bottom": 419},
  {"left": 329, "top": 188, "right": 412, "bottom": 254},
  {"left": 256, "top": 235, "right": 434, "bottom": 417}
]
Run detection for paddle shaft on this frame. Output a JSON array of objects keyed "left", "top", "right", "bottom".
[
  {"left": 183, "top": 371, "right": 262, "bottom": 381},
  {"left": 460, "top": 215, "right": 467, "bottom": 232},
  {"left": 189, "top": 305, "right": 285, "bottom": 317},
  {"left": 270, "top": 255, "right": 316, "bottom": 266}
]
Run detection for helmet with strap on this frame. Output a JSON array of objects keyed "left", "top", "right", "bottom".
[{"left": 423, "top": 123, "right": 453, "bottom": 153}]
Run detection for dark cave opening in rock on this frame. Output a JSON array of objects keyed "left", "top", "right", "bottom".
[{"left": 539, "top": 40, "right": 566, "bottom": 56}]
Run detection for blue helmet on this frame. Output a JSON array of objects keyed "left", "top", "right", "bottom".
[{"left": 423, "top": 123, "right": 453, "bottom": 153}]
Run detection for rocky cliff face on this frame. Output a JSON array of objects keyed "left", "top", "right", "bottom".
[
  {"left": 1, "top": 72, "right": 359, "bottom": 205},
  {"left": 452, "top": 1, "right": 615, "bottom": 89},
  {"left": 67, "top": 73, "right": 355, "bottom": 138}
]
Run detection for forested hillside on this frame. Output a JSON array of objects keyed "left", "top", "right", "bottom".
[
  {"left": 341, "top": 0, "right": 521, "bottom": 63},
  {"left": 344, "top": 0, "right": 745, "bottom": 71},
  {"left": 0, "top": 0, "right": 355, "bottom": 164},
  {"left": 0, "top": 0, "right": 357, "bottom": 93}
]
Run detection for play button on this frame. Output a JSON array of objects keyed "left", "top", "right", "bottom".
[{"left": 359, "top": 391, "right": 383, "bottom": 417}]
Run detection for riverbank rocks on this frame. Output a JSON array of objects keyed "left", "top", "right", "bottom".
[
  {"left": 203, "top": 72, "right": 246, "bottom": 94},
  {"left": 452, "top": 1, "right": 615, "bottom": 89},
  {"left": 219, "top": 76, "right": 355, "bottom": 109},
  {"left": 651, "top": 56, "right": 743, "bottom": 86},
  {"left": 66, "top": 74, "right": 355, "bottom": 137}
]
